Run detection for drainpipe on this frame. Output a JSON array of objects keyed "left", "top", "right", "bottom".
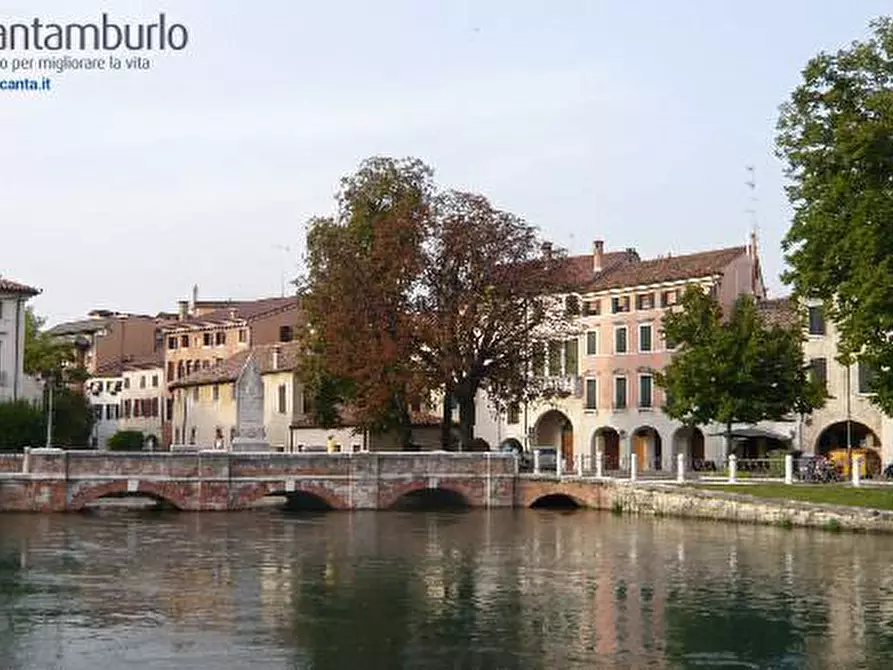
[{"left": 13, "top": 297, "right": 22, "bottom": 401}]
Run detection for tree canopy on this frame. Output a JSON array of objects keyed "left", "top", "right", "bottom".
[
  {"left": 777, "top": 17, "right": 893, "bottom": 411},
  {"left": 23, "top": 307, "right": 78, "bottom": 380},
  {"left": 655, "top": 288, "right": 826, "bottom": 454},
  {"left": 301, "top": 157, "right": 573, "bottom": 448}
]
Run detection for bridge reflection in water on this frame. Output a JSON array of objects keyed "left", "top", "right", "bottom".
[{"left": 2, "top": 510, "right": 892, "bottom": 668}]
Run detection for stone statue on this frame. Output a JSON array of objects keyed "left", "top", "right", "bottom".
[{"left": 232, "top": 354, "right": 270, "bottom": 452}]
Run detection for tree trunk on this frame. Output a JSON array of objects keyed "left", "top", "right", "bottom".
[
  {"left": 396, "top": 396, "right": 413, "bottom": 450},
  {"left": 441, "top": 382, "right": 454, "bottom": 451},
  {"left": 457, "top": 393, "right": 476, "bottom": 451},
  {"left": 725, "top": 420, "right": 733, "bottom": 460}
]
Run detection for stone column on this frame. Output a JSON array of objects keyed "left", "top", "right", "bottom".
[
  {"left": 676, "top": 452, "right": 685, "bottom": 483},
  {"left": 728, "top": 454, "right": 737, "bottom": 484},
  {"left": 784, "top": 454, "right": 794, "bottom": 485},
  {"left": 533, "top": 450, "right": 541, "bottom": 475},
  {"left": 595, "top": 448, "right": 604, "bottom": 479},
  {"left": 556, "top": 450, "right": 563, "bottom": 479},
  {"left": 852, "top": 455, "right": 862, "bottom": 488},
  {"left": 577, "top": 454, "right": 584, "bottom": 477},
  {"left": 630, "top": 453, "right": 638, "bottom": 482}
]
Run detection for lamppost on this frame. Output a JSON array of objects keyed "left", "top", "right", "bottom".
[{"left": 45, "top": 372, "right": 54, "bottom": 449}]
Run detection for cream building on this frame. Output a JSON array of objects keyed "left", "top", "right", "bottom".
[
  {"left": 118, "top": 357, "right": 166, "bottom": 450},
  {"left": 0, "top": 277, "right": 41, "bottom": 404},
  {"left": 85, "top": 374, "right": 123, "bottom": 448}
]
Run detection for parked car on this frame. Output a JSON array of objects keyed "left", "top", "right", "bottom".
[{"left": 500, "top": 440, "right": 533, "bottom": 472}]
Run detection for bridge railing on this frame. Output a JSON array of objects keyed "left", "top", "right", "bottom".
[{"left": 0, "top": 454, "right": 24, "bottom": 473}]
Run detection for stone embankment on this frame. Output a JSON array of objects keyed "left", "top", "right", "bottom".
[{"left": 543, "top": 479, "right": 893, "bottom": 533}]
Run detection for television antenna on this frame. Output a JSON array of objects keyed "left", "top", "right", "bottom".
[{"left": 272, "top": 244, "right": 293, "bottom": 297}]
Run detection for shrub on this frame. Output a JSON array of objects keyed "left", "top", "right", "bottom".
[
  {"left": 107, "top": 430, "right": 145, "bottom": 452},
  {"left": 0, "top": 400, "right": 44, "bottom": 452}
]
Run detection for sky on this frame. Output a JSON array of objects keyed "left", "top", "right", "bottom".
[{"left": 2, "top": 1, "right": 890, "bottom": 326}]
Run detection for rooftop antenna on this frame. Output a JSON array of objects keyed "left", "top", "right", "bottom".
[
  {"left": 272, "top": 244, "right": 292, "bottom": 297},
  {"left": 745, "top": 165, "right": 761, "bottom": 295}
]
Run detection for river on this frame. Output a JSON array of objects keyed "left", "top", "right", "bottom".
[{"left": 1, "top": 508, "right": 892, "bottom": 669}]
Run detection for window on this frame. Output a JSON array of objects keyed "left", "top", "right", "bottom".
[
  {"left": 124, "top": 399, "right": 132, "bottom": 418},
  {"left": 564, "top": 295, "right": 580, "bottom": 316},
  {"left": 93, "top": 404, "right": 103, "bottom": 420},
  {"left": 239, "top": 329, "right": 247, "bottom": 343},
  {"left": 213, "top": 384, "right": 219, "bottom": 401},
  {"left": 639, "top": 324, "right": 653, "bottom": 352},
  {"left": 611, "top": 296, "right": 630, "bottom": 314},
  {"left": 177, "top": 361, "right": 184, "bottom": 379},
  {"left": 808, "top": 305, "right": 826, "bottom": 335},
  {"left": 278, "top": 384, "right": 287, "bottom": 414},
  {"left": 189, "top": 427, "right": 196, "bottom": 445},
  {"left": 105, "top": 404, "right": 115, "bottom": 420},
  {"left": 215, "top": 331, "right": 226, "bottom": 346},
  {"left": 215, "top": 357, "right": 223, "bottom": 366},
  {"left": 140, "top": 375, "right": 146, "bottom": 389},
  {"left": 167, "top": 362, "right": 175, "bottom": 381},
  {"left": 203, "top": 332, "right": 212, "bottom": 347},
  {"left": 858, "top": 361, "right": 876, "bottom": 394},
  {"left": 809, "top": 358, "right": 828, "bottom": 389},
  {"left": 168, "top": 337, "right": 177, "bottom": 350},
  {"left": 151, "top": 398, "right": 159, "bottom": 417},
  {"left": 279, "top": 325, "right": 294, "bottom": 342},
  {"left": 564, "top": 338, "right": 579, "bottom": 375},
  {"left": 186, "top": 361, "right": 193, "bottom": 376},
  {"left": 548, "top": 341, "right": 563, "bottom": 376},
  {"left": 193, "top": 387, "right": 199, "bottom": 401},
  {"left": 133, "top": 400, "right": 141, "bottom": 417},
  {"left": 166, "top": 398, "right": 174, "bottom": 422},
  {"left": 586, "top": 330, "right": 599, "bottom": 356},
  {"left": 614, "top": 377, "right": 627, "bottom": 409},
  {"left": 180, "top": 335, "right": 189, "bottom": 347},
  {"left": 660, "top": 289, "right": 679, "bottom": 307},
  {"left": 636, "top": 293, "right": 655, "bottom": 310},
  {"left": 585, "top": 379, "right": 597, "bottom": 410},
  {"left": 152, "top": 374, "right": 158, "bottom": 388},
  {"left": 123, "top": 377, "right": 130, "bottom": 389},
  {"left": 507, "top": 403, "right": 520, "bottom": 424},
  {"left": 174, "top": 428, "right": 181, "bottom": 443},
  {"left": 614, "top": 326, "right": 628, "bottom": 354},
  {"left": 639, "top": 375, "right": 653, "bottom": 408},
  {"left": 202, "top": 360, "right": 210, "bottom": 370},
  {"left": 582, "top": 299, "right": 601, "bottom": 316}
]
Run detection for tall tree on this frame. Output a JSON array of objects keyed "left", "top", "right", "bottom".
[
  {"left": 777, "top": 17, "right": 893, "bottom": 411},
  {"left": 655, "top": 288, "right": 825, "bottom": 456},
  {"left": 23, "top": 307, "right": 76, "bottom": 378},
  {"left": 418, "top": 190, "right": 575, "bottom": 447},
  {"left": 302, "top": 157, "right": 434, "bottom": 446}
]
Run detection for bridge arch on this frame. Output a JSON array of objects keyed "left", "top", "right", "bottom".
[
  {"left": 383, "top": 481, "right": 475, "bottom": 510},
  {"left": 236, "top": 481, "right": 349, "bottom": 511},
  {"left": 529, "top": 492, "right": 583, "bottom": 509},
  {"left": 70, "top": 480, "right": 187, "bottom": 511}
]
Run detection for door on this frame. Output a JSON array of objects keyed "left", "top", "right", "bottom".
[
  {"left": 561, "top": 424, "right": 574, "bottom": 470},
  {"left": 634, "top": 434, "right": 647, "bottom": 469}
]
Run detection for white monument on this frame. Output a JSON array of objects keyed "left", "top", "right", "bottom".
[{"left": 232, "top": 354, "right": 270, "bottom": 452}]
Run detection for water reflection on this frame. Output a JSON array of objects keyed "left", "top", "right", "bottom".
[{"left": 1, "top": 510, "right": 893, "bottom": 668}]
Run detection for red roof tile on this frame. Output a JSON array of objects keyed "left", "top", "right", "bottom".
[
  {"left": 757, "top": 297, "right": 800, "bottom": 329},
  {"left": 165, "top": 297, "right": 300, "bottom": 330},
  {"left": 0, "top": 277, "right": 40, "bottom": 296},
  {"left": 169, "top": 341, "right": 302, "bottom": 388}
]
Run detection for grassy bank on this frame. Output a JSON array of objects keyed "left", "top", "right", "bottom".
[{"left": 692, "top": 483, "right": 893, "bottom": 511}]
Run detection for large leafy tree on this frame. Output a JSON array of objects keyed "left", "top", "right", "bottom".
[
  {"left": 418, "top": 190, "right": 574, "bottom": 447},
  {"left": 655, "top": 288, "right": 825, "bottom": 456},
  {"left": 23, "top": 307, "right": 76, "bottom": 378},
  {"left": 302, "top": 157, "right": 434, "bottom": 446},
  {"left": 303, "top": 157, "right": 572, "bottom": 449},
  {"left": 777, "top": 17, "right": 893, "bottom": 410}
]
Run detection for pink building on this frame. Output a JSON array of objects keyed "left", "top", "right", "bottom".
[{"left": 474, "top": 237, "right": 765, "bottom": 471}]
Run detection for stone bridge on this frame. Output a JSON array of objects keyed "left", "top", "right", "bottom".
[{"left": 0, "top": 450, "right": 519, "bottom": 512}]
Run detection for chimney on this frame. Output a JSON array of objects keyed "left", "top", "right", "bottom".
[
  {"left": 228, "top": 308, "right": 237, "bottom": 320},
  {"left": 190, "top": 284, "right": 199, "bottom": 314},
  {"left": 272, "top": 345, "right": 281, "bottom": 371},
  {"left": 592, "top": 239, "right": 604, "bottom": 273},
  {"left": 177, "top": 300, "right": 188, "bottom": 321}
]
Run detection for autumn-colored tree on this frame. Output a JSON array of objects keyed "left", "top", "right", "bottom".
[
  {"left": 303, "top": 158, "right": 574, "bottom": 449},
  {"left": 302, "top": 157, "right": 433, "bottom": 446},
  {"left": 418, "top": 190, "right": 575, "bottom": 447}
]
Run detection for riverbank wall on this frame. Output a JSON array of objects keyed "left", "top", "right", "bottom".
[{"left": 518, "top": 478, "right": 893, "bottom": 533}]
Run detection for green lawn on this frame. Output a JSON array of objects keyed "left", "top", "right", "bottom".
[{"left": 692, "top": 483, "right": 893, "bottom": 511}]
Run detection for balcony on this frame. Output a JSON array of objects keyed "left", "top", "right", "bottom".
[{"left": 540, "top": 375, "right": 583, "bottom": 398}]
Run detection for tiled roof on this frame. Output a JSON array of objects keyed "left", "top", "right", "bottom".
[
  {"left": 0, "top": 277, "right": 40, "bottom": 296},
  {"left": 554, "top": 250, "right": 638, "bottom": 289},
  {"left": 165, "top": 296, "right": 299, "bottom": 330},
  {"left": 757, "top": 297, "right": 800, "bottom": 329},
  {"left": 169, "top": 341, "right": 302, "bottom": 388}
]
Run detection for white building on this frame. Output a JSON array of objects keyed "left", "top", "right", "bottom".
[
  {"left": 0, "top": 277, "right": 42, "bottom": 405},
  {"left": 85, "top": 374, "right": 123, "bottom": 448},
  {"left": 119, "top": 357, "right": 166, "bottom": 450}
]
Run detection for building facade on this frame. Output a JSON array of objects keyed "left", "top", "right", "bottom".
[
  {"left": 161, "top": 295, "right": 301, "bottom": 447},
  {"left": 0, "top": 277, "right": 41, "bottom": 404},
  {"left": 85, "top": 374, "right": 123, "bottom": 448},
  {"left": 118, "top": 357, "right": 166, "bottom": 450},
  {"left": 472, "top": 238, "right": 766, "bottom": 471}
]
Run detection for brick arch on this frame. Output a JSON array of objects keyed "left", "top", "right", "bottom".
[
  {"left": 380, "top": 480, "right": 476, "bottom": 509},
  {"left": 69, "top": 480, "right": 188, "bottom": 511},
  {"left": 234, "top": 480, "right": 349, "bottom": 510},
  {"left": 517, "top": 480, "right": 604, "bottom": 509}
]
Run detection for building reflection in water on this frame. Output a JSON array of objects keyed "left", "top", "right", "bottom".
[{"left": 3, "top": 509, "right": 893, "bottom": 667}]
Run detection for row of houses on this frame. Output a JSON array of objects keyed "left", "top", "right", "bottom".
[{"left": 8, "top": 233, "right": 892, "bottom": 466}]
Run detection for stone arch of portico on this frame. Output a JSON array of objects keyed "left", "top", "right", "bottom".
[
  {"left": 671, "top": 425, "right": 705, "bottom": 468},
  {"left": 534, "top": 409, "right": 574, "bottom": 468},
  {"left": 591, "top": 427, "right": 621, "bottom": 470},
  {"left": 631, "top": 425, "right": 664, "bottom": 471}
]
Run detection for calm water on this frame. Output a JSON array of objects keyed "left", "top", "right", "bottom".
[{"left": 1, "top": 508, "right": 893, "bottom": 669}]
